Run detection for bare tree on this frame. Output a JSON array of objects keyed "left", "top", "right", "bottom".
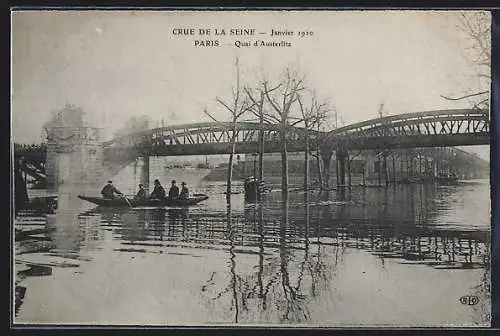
[
  {"left": 441, "top": 11, "right": 491, "bottom": 110},
  {"left": 346, "top": 149, "right": 365, "bottom": 188},
  {"left": 297, "top": 91, "right": 329, "bottom": 192},
  {"left": 245, "top": 87, "right": 275, "bottom": 183},
  {"left": 205, "top": 58, "right": 255, "bottom": 203},
  {"left": 260, "top": 68, "right": 305, "bottom": 201},
  {"left": 309, "top": 105, "right": 337, "bottom": 190}
]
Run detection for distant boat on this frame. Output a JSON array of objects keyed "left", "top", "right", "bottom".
[{"left": 435, "top": 173, "right": 459, "bottom": 185}]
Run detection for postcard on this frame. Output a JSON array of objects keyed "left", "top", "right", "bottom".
[{"left": 12, "top": 9, "right": 491, "bottom": 327}]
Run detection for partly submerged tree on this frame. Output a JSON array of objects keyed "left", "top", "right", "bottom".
[
  {"left": 245, "top": 87, "right": 272, "bottom": 183},
  {"left": 297, "top": 91, "right": 330, "bottom": 192},
  {"left": 308, "top": 105, "right": 339, "bottom": 191},
  {"left": 261, "top": 68, "right": 305, "bottom": 202},
  {"left": 205, "top": 58, "right": 255, "bottom": 203}
]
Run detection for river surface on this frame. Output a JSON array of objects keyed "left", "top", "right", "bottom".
[{"left": 14, "top": 167, "right": 491, "bottom": 327}]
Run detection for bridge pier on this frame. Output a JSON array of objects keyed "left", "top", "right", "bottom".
[
  {"left": 383, "top": 151, "right": 389, "bottom": 186},
  {"left": 44, "top": 106, "right": 102, "bottom": 189},
  {"left": 320, "top": 150, "right": 333, "bottom": 190},
  {"left": 336, "top": 150, "right": 347, "bottom": 188}
]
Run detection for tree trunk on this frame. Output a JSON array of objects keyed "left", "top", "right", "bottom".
[
  {"left": 392, "top": 155, "right": 396, "bottom": 183},
  {"left": 362, "top": 164, "right": 366, "bottom": 186},
  {"left": 280, "top": 127, "right": 288, "bottom": 203},
  {"left": 322, "top": 153, "right": 331, "bottom": 190},
  {"left": 348, "top": 158, "right": 352, "bottom": 189},
  {"left": 226, "top": 118, "right": 238, "bottom": 203},
  {"left": 257, "top": 205, "right": 265, "bottom": 303},
  {"left": 316, "top": 150, "right": 323, "bottom": 190},
  {"left": 258, "top": 110, "right": 264, "bottom": 182},
  {"left": 304, "top": 129, "right": 309, "bottom": 192}
]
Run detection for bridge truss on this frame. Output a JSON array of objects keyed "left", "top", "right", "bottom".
[
  {"left": 327, "top": 109, "right": 490, "bottom": 150},
  {"left": 103, "top": 109, "right": 490, "bottom": 156},
  {"left": 104, "top": 122, "right": 319, "bottom": 156}
]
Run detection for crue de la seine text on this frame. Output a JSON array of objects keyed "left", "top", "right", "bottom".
[{"left": 171, "top": 27, "right": 314, "bottom": 48}]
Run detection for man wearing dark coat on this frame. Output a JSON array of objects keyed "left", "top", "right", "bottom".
[
  {"left": 134, "top": 184, "right": 147, "bottom": 201},
  {"left": 150, "top": 179, "right": 166, "bottom": 200},
  {"left": 101, "top": 181, "right": 123, "bottom": 199},
  {"left": 168, "top": 180, "right": 179, "bottom": 199},
  {"left": 179, "top": 181, "right": 189, "bottom": 200}
]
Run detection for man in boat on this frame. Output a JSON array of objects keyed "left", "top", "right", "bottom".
[
  {"left": 168, "top": 180, "right": 179, "bottom": 200},
  {"left": 101, "top": 181, "right": 123, "bottom": 199},
  {"left": 179, "top": 181, "right": 189, "bottom": 200},
  {"left": 149, "top": 179, "right": 166, "bottom": 200},
  {"left": 134, "top": 184, "right": 147, "bottom": 201}
]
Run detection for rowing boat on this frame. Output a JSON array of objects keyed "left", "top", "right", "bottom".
[{"left": 78, "top": 194, "right": 209, "bottom": 208}]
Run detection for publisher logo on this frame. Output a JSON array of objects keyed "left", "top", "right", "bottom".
[{"left": 459, "top": 295, "right": 479, "bottom": 305}]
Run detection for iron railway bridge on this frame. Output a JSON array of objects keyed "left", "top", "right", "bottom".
[
  {"left": 102, "top": 109, "right": 489, "bottom": 161},
  {"left": 14, "top": 108, "right": 490, "bottom": 187}
]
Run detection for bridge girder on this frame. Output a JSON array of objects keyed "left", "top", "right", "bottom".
[
  {"left": 104, "top": 109, "right": 490, "bottom": 155},
  {"left": 327, "top": 108, "right": 488, "bottom": 137},
  {"left": 332, "top": 115, "right": 488, "bottom": 139},
  {"left": 14, "top": 109, "right": 491, "bottom": 170}
]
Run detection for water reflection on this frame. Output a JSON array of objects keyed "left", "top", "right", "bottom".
[{"left": 14, "top": 181, "right": 490, "bottom": 325}]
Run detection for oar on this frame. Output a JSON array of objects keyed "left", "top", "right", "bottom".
[{"left": 120, "top": 194, "right": 133, "bottom": 208}]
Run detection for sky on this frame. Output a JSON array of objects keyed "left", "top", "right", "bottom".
[{"left": 11, "top": 10, "right": 491, "bottom": 160}]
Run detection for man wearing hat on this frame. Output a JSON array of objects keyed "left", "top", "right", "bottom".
[
  {"left": 179, "top": 181, "right": 189, "bottom": 200},
  {"left": 168, "top": 180, "right": 179, "bottom": 200},
  {"left": 149, "top": 179, "right": 166, "bottom": 200},
  {"left": 101, "top": 180, "right": 123, "bottom": 199},
  {"left": 134, "top": 184, "right": 147, "bottom": 201}
]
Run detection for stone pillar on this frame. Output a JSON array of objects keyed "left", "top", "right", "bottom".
[
  {"left": 336, "top": 150, "right": 347, "bottom": 188},
  {"left": 320, "top": 151, "right": 333, "bottom": 189},
  {"left": 44, "top": 106, "right": 103, "bottom": 189},
  {"left": 45, "top": 127, "right": 103, "bottom": 189}
]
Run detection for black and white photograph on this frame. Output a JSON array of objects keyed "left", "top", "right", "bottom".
[{"left": 11, "top": 10, "right": 491, "bottom": 327}]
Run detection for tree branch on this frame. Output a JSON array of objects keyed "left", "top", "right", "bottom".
[
  {"left": 204, "top": 108, "right": 219, "bottom": 122},
  {"left": 440, "top": 90, "right": 488, "bottom": 101},
  {"left": 216, "top": 97, "right": 235, "bottom": 114}
]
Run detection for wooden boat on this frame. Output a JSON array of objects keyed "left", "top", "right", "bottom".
[
  {"left": 435, "top": 174, "right": 459, "bottom": 185},
  {"left": 78, "top": 194, "right": 209, "bottom": 208}
]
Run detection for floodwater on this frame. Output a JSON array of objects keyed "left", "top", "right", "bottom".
[{"left": 14, "top": 168, "right": 491, "bottom": 327}]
